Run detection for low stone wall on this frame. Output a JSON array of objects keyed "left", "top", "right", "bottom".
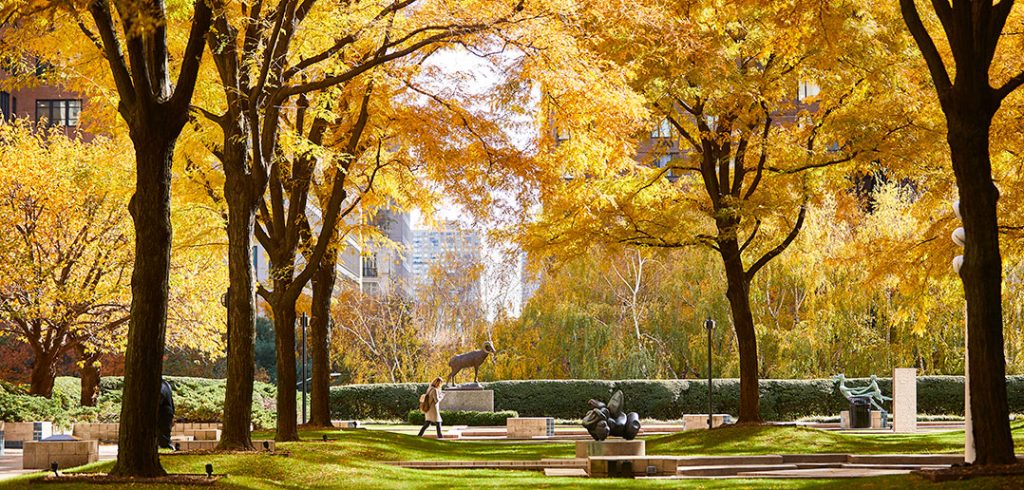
[
  {"left": 23, "top": 440, "right": 98, "bottom": 469},
  {"left": 3, "top": 422, "right": 52, "bottom": 449},
  {"left": 682, "top": 414, "right": 730, "bottom": 430},
  {"left": 506, "top": 417, "right": 554, "bottom": 438},
  {"left": 175, "top": 439, "right": 276, "bottom": 452},
  {"left": 72, "top": 423, "right": 119, "bottom": 443}
]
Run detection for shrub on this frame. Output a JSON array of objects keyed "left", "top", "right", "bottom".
[
  {"left": 406, "top": 410, "right": 518, "bottom": 426},
  {"left": 330, "top": 376, "right": 1024, "bottom": 421}
]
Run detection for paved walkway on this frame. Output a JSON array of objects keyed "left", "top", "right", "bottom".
[{"left": 0, "top": 445, "right": 117, "bottom": 481}]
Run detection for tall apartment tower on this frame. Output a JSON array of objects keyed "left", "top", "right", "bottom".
[{"left": 411, "top": 222, "right": 483, "bottom": 301}]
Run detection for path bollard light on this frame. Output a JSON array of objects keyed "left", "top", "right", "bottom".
[
  {"left": 952, "top": 200, "right": 975, "bottom": 464},
  {"left": 205, "top": 463, "right": 214, "bottom": 478},
  {"left": 322, "top": 434, "right": 328, "bottom": 442},
  {"left": 263, "top": 441, "right": 270, "bottom": 451},
  {"left": 704, "top": 317, "right": 716, "bottom": 429},
  {"left": 50, "top": 461, "right": 59, "bottom": 477}
]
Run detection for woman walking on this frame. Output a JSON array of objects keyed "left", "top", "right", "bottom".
[{"left": 418, "top": 377, "right": 445, "bottom": 438}]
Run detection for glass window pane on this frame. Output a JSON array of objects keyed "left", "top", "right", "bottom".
[
  {"left": 36, "top": 100, "right": 49, "bottom": 124},
  {"left": 67, "top": 100, "right": 81, "bottom": 126}
]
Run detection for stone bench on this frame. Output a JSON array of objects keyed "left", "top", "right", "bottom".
[
  {"left": 506, "top": 417, "right": 554, "bottom": 438},
  {"left": 72, "top": 423, "right": 119, "bottom": 443},
  {"left": 682, "top": 414, "right": 730, "bottom": 430},
  {"left": 575, "top": 439, "right": 645, "bottom": 458},
  {"left": 3, "top": 422, "right": 52, "bottom": 449},
  {"left": 23, "top": 439, "right": 98, "bottom": 469},
  {"left": 588, "top": 456, "right": 678, "bottom": 477}
]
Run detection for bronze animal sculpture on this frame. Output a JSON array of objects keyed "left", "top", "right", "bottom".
[
  {"left": 447, "top": 341, "right": 496, "bottom": 386},
  {"left": 582, "top": 390, "right": 641, "bottom": 441}
]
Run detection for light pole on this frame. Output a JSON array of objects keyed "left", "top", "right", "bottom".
[
  {"left": 705, "top": 317, "right": 715, "bottom": 429},
  {"left": 301, "top": 312, "right": 308, "bottom": 425},
  {"left": 952, "top": 200, "right": 975, "bottom": 464}
]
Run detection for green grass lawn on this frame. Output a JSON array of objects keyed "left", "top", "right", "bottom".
[{"left": 2, "top": 424, "right": 1024, "bottom": 489}]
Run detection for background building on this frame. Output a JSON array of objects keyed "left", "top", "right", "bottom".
[
  {"left": 411, "top": 222, "right": 483, "bottom": 301},
  {"left": 360, "top": 207, "right": 414, "bottom": 298}
]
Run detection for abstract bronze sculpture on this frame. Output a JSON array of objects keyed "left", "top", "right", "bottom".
[
  {"left": 582, "top": 390, "right": 641, "bottom": 441},
  {"left": 446, "top": 341, "right": 496, "bottom": 386}
]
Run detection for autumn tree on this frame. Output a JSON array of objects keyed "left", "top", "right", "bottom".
[
  {"left": 896, "top": 0, "right": 1024, "bottom": 465},
  {"left": 0, "top": 124, "right": 131, "bottom": 398},
  {"left": 521, "top": 0, "right": 922, "bottom": 422},
  {"left": 189, "top": 0, "right": 535, "bottom": 444},
  {"left": 331, "top": 282, "right": 419, "bottom": 383}
]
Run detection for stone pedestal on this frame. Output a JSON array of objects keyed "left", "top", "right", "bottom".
[
  {"left": 683, "top": 414, "right": 730, "bottom": 430},
  {"left": 870, "top": 410, "right": 886, "bottom": 429},
  {"left": 72, "top": 423, "right": 120, "bottom": 443},
  {"left": 439, "top": 389, "right": 494, "bottom": 412},
  {"left": 23, "top": 440, "right": 98, "bottom": 469},
  {"left": 893, "top": 368, "right": 917, "bottom": 433},
  {"left": 575, "top": 439, "right": 646, "bottom": 458},
  {"left": 840, "top": 411, "right": 850, "bottom": 429},
  {"left": 507, "top": 417, "right": 554, "bottom": 438},
  {"left": 3, "top": 422, "right": 52, "bottom": 449},
  {"left": 587, "top": 456, "right": 677, "bottom": 477}
]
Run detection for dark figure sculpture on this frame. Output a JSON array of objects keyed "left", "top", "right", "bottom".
[
  {"left": 158, "top": 379, "right": 175, "bottom": 450},
  {"left": 582, "top": 390, "right": 641, "bottom": 441},
  {"left": 446, "top": 341, "right": 496, "bottom": 386}
]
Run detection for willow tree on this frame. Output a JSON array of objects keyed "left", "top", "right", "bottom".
[{"left": 522, "top": 0, "right": 924, "bottom": 422}]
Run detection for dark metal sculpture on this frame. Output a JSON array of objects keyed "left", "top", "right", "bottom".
[
  {"left": 446, "top": 341, "right": 496, "bottom": 386},
  {"left": 582, "top": 390, "right": 640, "bottom": 441},
  {"left": 158, "top": 379, "right": 175, "bottom": 450}
]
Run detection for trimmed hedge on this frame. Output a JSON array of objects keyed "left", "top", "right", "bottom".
[
  {"left": 406, "top": 410, "right": 518, "bottom": 426},
  {"left": 329, "top": 376, "right": 1024, "bottom": 421}
]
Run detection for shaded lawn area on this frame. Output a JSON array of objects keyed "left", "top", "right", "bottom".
[{"left": 2, "top": 425, "right": 1024, "bottom": 489}]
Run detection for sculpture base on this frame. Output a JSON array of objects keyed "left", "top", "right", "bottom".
[
  {"left": 440, "top": 389, "right": 494, "bottom": 412},
  {"left": 446, "top": 382, "right": 485, "bottom": 391},
  {"left": 575, "top": 439, "right": 646, "bottom": 458}
]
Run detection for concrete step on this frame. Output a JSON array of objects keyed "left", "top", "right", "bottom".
[
  {"left": 781, "top": 453, "right": 849, "bottom": 464},
  {"left": 735, "top": 467, "right": 914, "bottom": 479},
  {"left": 677, "top": 455, "right": 785, "bottom": 466},
  {"left": 676, "top": 464, "right": 798, "bottom": 476},
  {"left": 543, "top": 468, "right": 588, "bottom": 477},
  {"left": 847, "top": 454, "right": 963, "bottom": 465}
]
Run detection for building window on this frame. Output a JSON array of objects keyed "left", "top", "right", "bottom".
[
  {"left": 651, "top": 118, "right": 672, "bottom": 139},
  {"left": 654, "top": 154, "right": 671, "bottom": 168},
  {"left": 35, "top": 99, "right": 82, "bottom": 127},
  {"left": 362, "top": 254, "right": 378, "bottom": 278},
  {"left": 798, "top": 81, "right": 821, "bottom": 101},
  {"left": 0, "top": 92, "right": 10, "bottom": 120}
]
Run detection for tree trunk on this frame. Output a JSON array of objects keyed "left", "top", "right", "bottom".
[
  {"left": 308, "top": 249, "right": 338, "bottom": 427},
  {"left": 947, "top": 106, "right": 1015, "bottom": 465},
  {"left": 219, "top": 182, "right": 258, "bottom": 450},
  {"left": 110, "top": 136, "right": 175, "bottom": 478},
  {"left": 28, "top": 346, "right": 57, "bottom": 398},
  {"left": 76, "top": 345, "right": 101, "bottom": 407},
  {"left": 270, "top": 293, "right": 299, "bottom": 441},
  {"left": 718, "top": 237, "right": 762, "bottom": 423}
]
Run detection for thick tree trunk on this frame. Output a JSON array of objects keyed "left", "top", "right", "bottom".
[
  {"left": 717, "top": 238, "right": 761, "bottom": 423},
  {"left": 270, "top": 294, "right": 299, "bottom": 441},
  {"left": 308, "top": 249, "right": 338, "bottom": 427},
  {"left": 111, "top": 136, "right": 175, "bottom": 478},
  {"left": 28, "top": 346, "right": 57, "bottom": 398},
  {"left": 76, "top": 345, "right": 101, "bottom": 407},
  {"left": 219, "top": 183, "right": 258, "bottom": 450},
  {"left": 947, "top": 107, "right": 1015, "bottom": 465}
]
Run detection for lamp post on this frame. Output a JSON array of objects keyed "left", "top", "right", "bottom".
[
  {"left": 705, "top": 317, "right": 715, "bottom": 429},
  {"left": 952, "top": 201, "right": 974, "bottom": 464},
  {"left": 301, "top": 312, "right": 308, "bottom": 425}
]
